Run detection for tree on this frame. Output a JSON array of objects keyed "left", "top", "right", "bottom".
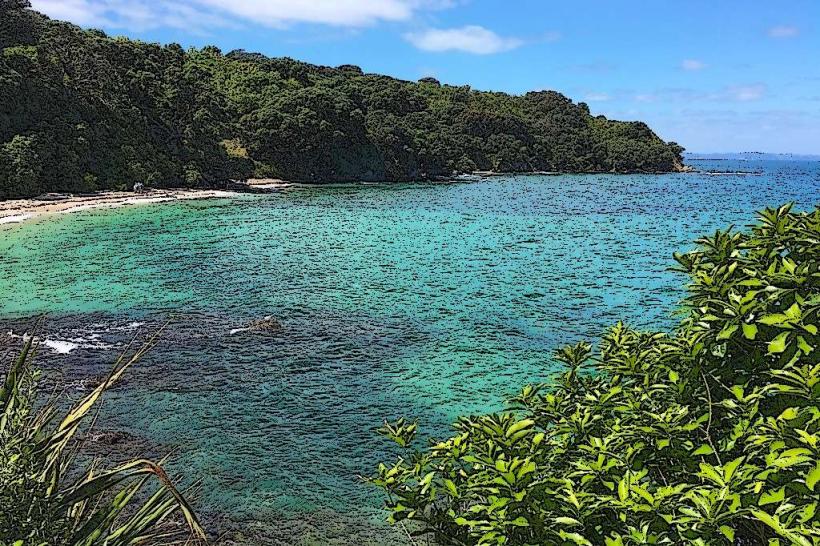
[
  {"left": 1, "top": 5, "right": 686, "bottom": 198},
  {"left": 0, "top": 0, "right": 31, "bottom": 12},
  {"left": 0, "top": 135, "right": 41, "bottom": 199}
]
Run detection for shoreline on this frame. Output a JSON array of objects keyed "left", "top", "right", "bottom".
[
  {"left": 0, "top": 188, "right": 242, "bottom": 227},
  {"left": 0, "top": 168, "right": 696, "bottom": 227}
]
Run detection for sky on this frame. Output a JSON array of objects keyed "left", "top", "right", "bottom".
[{"left": 28, "top": 0, "right": 820, "bottom": 154}]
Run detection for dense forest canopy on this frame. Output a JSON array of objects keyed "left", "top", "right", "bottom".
[{"left": 0, "top": 0, "right": 685, "bottom": 199}]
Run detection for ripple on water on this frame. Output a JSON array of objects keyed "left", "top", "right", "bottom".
[{"left": 1, "top": 161, "right": 818, "bottom": 543}]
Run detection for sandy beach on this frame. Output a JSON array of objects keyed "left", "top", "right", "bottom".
[{"left": 0, "top": 189, "right": 240, "bottom": 226}]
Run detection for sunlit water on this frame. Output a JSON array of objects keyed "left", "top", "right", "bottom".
[{"left": 1, "top": 160, "right": 817, "bottom": 544}]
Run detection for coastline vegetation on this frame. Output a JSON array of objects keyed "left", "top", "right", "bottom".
[
  {"left": 4, "top": 5, "right": 815, "bottom": 544},
  {"left": 372, "top": 204, "right": 820, "bottom": 545},
  {"left": 0, "top": 330, "right": 206, "bottom": 546},
  {"left": 1, "top": 0, "right": 684, "bottom": 200}
]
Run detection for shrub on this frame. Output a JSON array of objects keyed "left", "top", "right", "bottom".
[
  {"left": 371, "top": 204, "right": 819, "bottom": 545},
  {"left": 0, "top": 332, "right": 207, "bottom": 545}
]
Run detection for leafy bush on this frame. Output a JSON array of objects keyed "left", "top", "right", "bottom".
[
  {"left": 0, "top": 332, "right": 207, "bottom": 545},
  {"left": 371, "top": 204, "right": 819, "bottom": 545}
]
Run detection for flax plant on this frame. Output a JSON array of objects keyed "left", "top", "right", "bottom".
[{"left": 0, "top": 330, "right": 207, "bottom": 546}]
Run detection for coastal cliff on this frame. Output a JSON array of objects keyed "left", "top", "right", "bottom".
[{"left": 0, "top": 1, "right": 685, "bottom": 199}]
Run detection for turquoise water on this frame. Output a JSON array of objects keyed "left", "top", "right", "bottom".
[{"left": 1, "top": 160, "right": 817, "bottom": 544}]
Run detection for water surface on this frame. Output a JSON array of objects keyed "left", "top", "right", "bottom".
[{"left": 1, "top": 159, "right": 817, "bottom": 544}]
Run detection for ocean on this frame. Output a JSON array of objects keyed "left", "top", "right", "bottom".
[{"left": 1, "top": 159, "right": 817, "bottom": 543}]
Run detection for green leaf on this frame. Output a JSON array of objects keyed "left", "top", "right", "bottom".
[
  {"left": 784, "top": 302, "right": 801, "bottom": 320},
  {"left": 806, "top": 462, "right": 820, "bottom": 492},
  {"left": 742, "top": 322, "right": 758, "bottom": 340},
  {"left": 723, "top": 457, "right": 744, "bottom": 481},
  {"left": 505, "top": 419, "right": 534, "bottom": 438},
  {"left": 559, "top": 531, "right": 592, "bottom": 545},
  {"left": 795, "top": 335, "right": 813, "bottom": 354},
  {"left": 699, "top": 463, "right": 725, "bottom": 486},
  {"left": 717, "top": 324, "right": 738, "bottom": 340},
  {"left": 759, "top": 487, "right": 785, "bottom": 506},
  {"left": 617, "top": 477, "right": 628, "bottom": 501},
  {"left": 768, "top": 332, "right": 789, "bottom": 354},
  {"left": 748, "top": 509, "right": 810, "bottom": 545},
  {"left": 750, "top": 509, "right": 782, "bottom": 532},
  {"left": 692, "top": 444, "right": 714, "bottom": 456},
  {"left": 419, "top": 471, "right": 435, "bottom": 489},
  {"left": 719, "top": 525, "right": 735, "bottom": 542},
  {"left": 604, "top": 536, "right": 624, "bottom": 546},
  {"left": 759, "top": 314, "right": 789, "bottom": 326},
  {"left": 731, "top": 385, "right": 745, "bottom": 400},
  {"left": 443, "top": 479, "right": 459, "bottom": 498}
]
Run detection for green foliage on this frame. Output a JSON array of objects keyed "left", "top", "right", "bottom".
[
  {"left": 0, "top": 332, "right": 207, "bottom": 545},
  {"left": 0, "top": 135, "right": 41, "bottom": 198},
  {"left": 371, "top": 204, "right": 820, "bottom": 545},
  {"left": 1, "top": 5, "right": 683, "bottom": 198}
]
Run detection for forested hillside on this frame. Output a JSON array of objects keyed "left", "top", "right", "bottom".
[{"left": 0, "top": 0, "right": 685, "bottom": 199}]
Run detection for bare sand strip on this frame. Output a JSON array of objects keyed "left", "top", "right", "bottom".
[{"left": 0, "top": 189, "right": 240, "bottom": 226}]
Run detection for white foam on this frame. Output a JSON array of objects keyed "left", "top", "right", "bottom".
[
  {"left": 6, "top": 322, "right": 140, "bottom": 354},
  {"left": 0, "top": 213, "right": 34, "bottom": 225},
  {"left": 64, "top": 335, "right": 116, "bottom": 351},
  {"left": 108, "top": 321, "right": 146, "bottom": 332},
  {"left": 43, "top": 339, "right": 79, "bottom": 354}
]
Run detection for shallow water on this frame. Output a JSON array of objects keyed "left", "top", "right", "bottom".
[{"left": 1, "top": 159, "right": 818, "bottom": 544}]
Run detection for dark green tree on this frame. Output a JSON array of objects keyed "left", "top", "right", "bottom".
[{"left": 0, "top": 5, "right": 686, "bottom": 198}]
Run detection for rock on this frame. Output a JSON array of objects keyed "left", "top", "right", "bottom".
[
  {"left": 247, "top": 316, "right": 282, "bottom": 332},
  {"left": 88, "top": 430, "right": 132, "bottom": 446},
  {"left": 82, "top": 429, "right": 170, "bottom": 462}
]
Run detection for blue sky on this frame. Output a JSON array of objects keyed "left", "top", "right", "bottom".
[{"left": 30, "top": 0, "right": 820, "bottom": 153}]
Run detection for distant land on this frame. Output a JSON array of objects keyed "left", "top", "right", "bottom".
[
  {"left": 1, "top": 1, "right": 685, "bottom": 200},
  {"left": 685, "top": 152, "right": 820, "bottom": 161}
]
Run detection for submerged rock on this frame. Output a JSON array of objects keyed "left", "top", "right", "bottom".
[
  {"left": 81, "top": 429, "right": 170, "bottom": 463},
  {"left": 87, "top": 430, "right": 133, "bottom": 446},
  {"left": 247, "top": 316, "right": 283, "bottom": 333}
]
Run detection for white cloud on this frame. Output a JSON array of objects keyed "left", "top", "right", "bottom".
[
  {"left": 568, "top": 61, "right": 616, "bottom": 73},
  {"left": 627, "top": 83, "right": 767, "bottom": 105},
  {"left": 195, "top": 0, "right": 414, "bottom": 27},
  {"left": 768, "top": 25, "right": 799, "bottom": 38},
  {"left": 30, "top": 0, "right": 111, "bottom": 27},
  {"left": 404, "top": 26, "right": 523, "bottom": 54},
  {"left": 725, "top": 84, "right": 767, "bottom": 101},
  {"left": 30, "top": 0, "right": 453, "bottom": 30},
  {"left": 681, "top": 59, "right": 705, "bottom": 71},
  {"left": 584, "top": 92, "right": 610, "bottom": 102},
  {"left": 542, "top": 31, "right": 562, "bottom": 43}
]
